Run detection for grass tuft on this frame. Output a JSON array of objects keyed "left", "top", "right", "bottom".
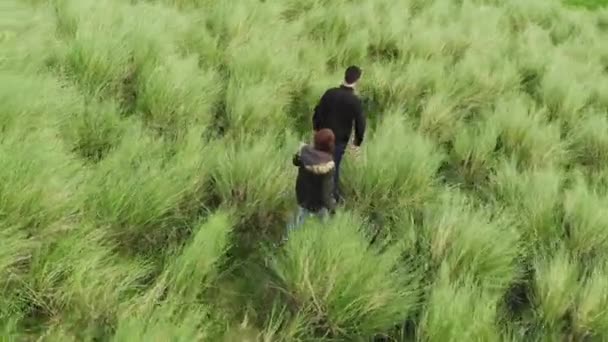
[
  {"left": 532, "top": 245, "right": 580, "bottom": 329},
  {"left": 423, "top": 190, "right": 522, "bottom": 294},
  {"left": 418, "top": 264, "right": 503, "bottom": 342},
  {"left": 270, "top": 211, "right": 422, "bottom": 339},
  {"left": 344, "top": 112, "right": 444, "bottom": 216}
]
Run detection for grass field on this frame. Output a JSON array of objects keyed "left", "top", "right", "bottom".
[{"left": 2, "top": 0, "right": 608, "bottom": 340}]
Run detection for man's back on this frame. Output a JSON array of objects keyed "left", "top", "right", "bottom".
[{"left": 312, "top": 85, "right": 365, "bottom": 147}]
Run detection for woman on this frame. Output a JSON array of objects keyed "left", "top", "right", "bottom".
[{"left": 287, "top": 129, "right": 337, "bottom": 235}]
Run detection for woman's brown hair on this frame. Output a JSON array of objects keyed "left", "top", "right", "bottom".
[{"left": 314, "top": 129, "right": 335, "bottom": 154}]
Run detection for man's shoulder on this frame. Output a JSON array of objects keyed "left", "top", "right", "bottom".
[
  {"left": 341, "top": 89, "right": 361, "bottom": 106},
  {"left": 320, "top": 86, "right": 360, "bottom": 107},
  {"left": 323, "top": 86, "right": 341, "bottom": 95},
  {"left": 318, "top": 87, "right": 339, "bottom": 104},
  {"left": 324, "top": 86, "right": 358, "bottom": 99}
]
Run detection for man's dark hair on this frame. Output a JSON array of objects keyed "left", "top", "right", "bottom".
[
  {"left": 344, "top": 65, "right": 362, "bottom": 84},
  {"left": 314, "top": 129, "right": 335, "bottom": 154}
]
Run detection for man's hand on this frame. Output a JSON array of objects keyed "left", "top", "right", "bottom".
[{"left": 350, "top": 144, "right": 362, "bottom": 159}]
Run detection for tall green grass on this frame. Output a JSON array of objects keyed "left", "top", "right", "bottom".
[
  {"left": 208, "top": 133, "right": 298, "bottom": 219},
  {"left": 423, "top": 191, "right": 522, "bottom": 294},
  {"left": 0, "top": 129, "right": 82, "bottom": 232},
  {"left": 83, "top": 123, "right": 211, "bottom": 251},
  {"left": 2, "top": 0, "right": 608, "bottom": 340},
  {"left": 490, "top": 160, "right": 565, "bottom": 251},
  {"left": 573, "top": 263, "right": 608, "bottom": 338},
  {"left": 343, "top": 111, "right": 443, "bottom": 217},
  {"left": 563, "top": 173, "right": 608, "bottom": 262},
  {"left": 270, "top": 211, "right": 421, "bottom": 339},
  {"left": 532, "top": 245, "right": 580, "bottom": 331},
  {"left": 418, "top": 264, "right": 503, "bottom": 342},
  {"left": 111, "top": 211, "right": 235, "bottom": 341}
]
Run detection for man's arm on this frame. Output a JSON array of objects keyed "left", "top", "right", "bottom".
[
  {"left": 353, "top": 98, "right": 366, "bottom": 146},
  {"left": 322, "top": 170, "right": 337, "bottom": 214},
  {"left": 312, "top": 91, "right": 328, "bottom": 131}
]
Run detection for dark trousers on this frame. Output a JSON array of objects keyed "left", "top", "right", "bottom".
[{"left": 333, "top": 142, "right": 347, "bottom": 200}]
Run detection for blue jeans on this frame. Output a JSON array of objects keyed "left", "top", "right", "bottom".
[
  {"left": 333, "top": 143, "right": 347, "bottom": 200},
  {"left": 285, "top": 206, "right": 328, "bottom": 237}
]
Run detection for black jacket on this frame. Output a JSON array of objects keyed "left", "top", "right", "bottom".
[
  {"left": 312, "top": 85, "right": 366, "bottom": 146},
  {"left": 293, "top": 144, "right": 336, "bottom": 213}
]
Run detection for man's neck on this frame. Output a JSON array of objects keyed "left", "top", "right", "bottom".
[{"left": 341, "top": 82, "right": 356, "bottom": 89}]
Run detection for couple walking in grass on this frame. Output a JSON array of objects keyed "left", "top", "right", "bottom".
[{"left": 288, "top": 65, "right": 366, "bottom": 232}]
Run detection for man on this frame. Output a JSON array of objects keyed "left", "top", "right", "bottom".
[
  {"left": 286, "top": 129, "right": 337, "bottom": 235},
  {"left": 312, "top": 65, "right": 366, "bottom": 203}
]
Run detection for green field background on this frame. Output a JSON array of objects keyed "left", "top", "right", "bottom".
[
  {"left": 566, "top": 0, "right": 608, "bottom": 9},
  {"left": 1, "top": 0, "right": 608, "bottom": 341}
]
